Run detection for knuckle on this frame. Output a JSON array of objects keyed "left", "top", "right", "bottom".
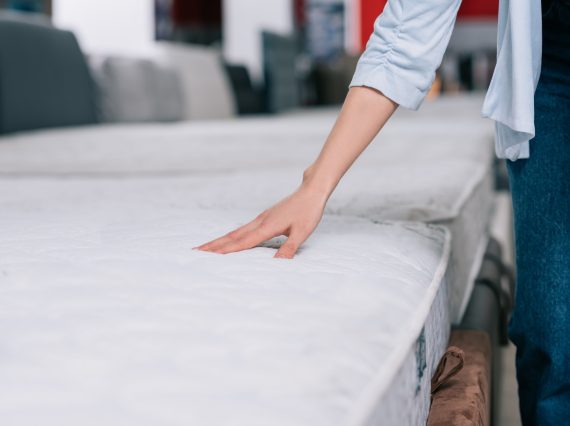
[
  {"left": 294, "top": 223, "right": 311, "bottom": 236},
  {"left": 286, "top": 238, "right": 299, "bottom": 247},
  {"left": 257, "top": 221, "right": 272, "bottom": 233},
  {"left": 283, "top": 243, "right": 298, "bottom": 254},
  {"left": 227, "top": 230, "right": 240, "bottom": 239}
]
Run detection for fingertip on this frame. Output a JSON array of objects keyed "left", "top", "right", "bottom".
[{"left": 274, "top": 251, "right": 294, "bottom": 259}]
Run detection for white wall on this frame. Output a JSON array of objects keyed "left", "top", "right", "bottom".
[
  {"left": 54, "top": 0, "right": 297, "bottom": 79},
  {"left": 223, "top": 0, "right": 293, "bottom": 83},
  {"left": 53, "top": 0, "right": 156, "bottom": 57}
]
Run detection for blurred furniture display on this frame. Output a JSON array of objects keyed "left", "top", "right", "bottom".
[
  {"left": 313, "top": 53, "right": 359, "bottom": 105},
  {"left": 0, "top": 0, "right": 51, "bottom": 15},
  {"left": 0, "top": 18, "right": 98, "bottom": 135},
  {"left": 89, "top": 43, "right": 237, "bottom": 123},
  {"left": 89, "top": 56, "right": 185, "bottom": 123},
  {"left": 0, "top": 7, "right": 50, "bottom": 25},
  {"left": 262, "top": 31, "right": 300, "bottom": 113},
  {"left": 444, "top": 20, "right": 498, "bottom": 93},
  {"left": 305, "top": 0, "right": 345, "bottom": 62},
  {"left": 0, "top": 15, "right": 242, "bottom": 128},
  {"left": 224, "top": 64, "right": 265, "bottom": 115},
  {"left": 295, "top": 0, "right": 356, "bottom": 106},
  {"left": 0, "top": 17, "right": 513, "bottom": 426},
  {"left": 155, "top": 0, "right": 174, "bottom": 41},
  {"left": 156, "top": 42, "right": 237, "bottom": 120}
]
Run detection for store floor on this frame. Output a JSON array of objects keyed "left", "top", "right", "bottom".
[
  {"left": 499, "top": 344, "right": 522, "bottom": 425},
  {"left": 492, "top": 191, "right": 522, "bottom": 426}
]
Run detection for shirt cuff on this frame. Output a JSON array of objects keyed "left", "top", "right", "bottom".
[{"left": 349, "top": 60, "right": 429, "bottom": 111}]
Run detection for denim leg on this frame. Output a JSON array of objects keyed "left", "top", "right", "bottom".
[{"left": 506, "top": 54, "right": 570, "bottom": 425}]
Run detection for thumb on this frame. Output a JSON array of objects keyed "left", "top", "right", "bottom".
[{"left": 274, "top": 231, "right": 304, "bottom": 259}]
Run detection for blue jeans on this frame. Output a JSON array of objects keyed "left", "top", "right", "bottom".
[{"left": 507, "top": 4, "right": 570, "bottom": 425}]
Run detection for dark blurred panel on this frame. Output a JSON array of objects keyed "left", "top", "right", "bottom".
[
  {"left": 262, "top": 31, "right": 300, "bottom": 113},
  {"left": 224, "top": 64, "right": 264, "bottom": 115},
  {"left": 0, "top": 0, "right": 51, "bottom": 15},
  {"left": 313, "top": 54, "right": 359, "bottom": 105},
  {"left": 306, "top": 0, "right": 345, "bottom": 63},
  {"left": 155, "top": 0, "right": 222, "bottom": 46},
  {"left": 155, "top": 0, "right": 173, "bottom": 40},
  {"left": 294, "top": 0, "right": 305, "bottom": 27},
  {"left": 171, "top": 0, "right": 221, "bottom": 27}
]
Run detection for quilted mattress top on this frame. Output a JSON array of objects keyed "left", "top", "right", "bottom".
[
  {"left": 0, "top": 180, "right": 450, "bottom": 426},
  {"left": 0, "top": 96, "right": 493, "bottom": 176}
]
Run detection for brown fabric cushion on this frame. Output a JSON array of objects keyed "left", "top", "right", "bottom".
[{"left": 427, "top": 330, "right": 492, "bottom": 426}]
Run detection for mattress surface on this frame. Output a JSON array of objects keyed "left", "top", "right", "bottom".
[
  {"left": 0, "top": 95, "right": 493, "bottom": 424},
  {"left": 0, "top": 179, "right": 451, "bottom": 426},
  {"left": 0, "top": 97, "right": 495, "bottom": 320},
  {"left": 0, "top": 95, "right": 494, "bottom": 323},
  {"left": 0, "top": 96, "right": 493, "bottom": 176},
  {"left": 20, "top": 154, "right": 489, "bottom": 323}
]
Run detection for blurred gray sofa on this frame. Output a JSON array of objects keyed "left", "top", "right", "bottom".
[
  {"left": 88, "top": 55, "right": 186, "bottom": 124},
  {"left": 0, "top": 18, "right": 99, "bottom": 135},
  {"left": 88, "top": 43, "right": 239, "bottom": 124},
  {"left": 0, "top": 15, "right": 243, "bottom": 136},
  {"left": 0, "top": 14, "right": 313, "bottom": 137}
]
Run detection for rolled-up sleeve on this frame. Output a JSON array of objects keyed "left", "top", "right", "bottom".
[{"left": 350, "top": 0, "right": 462, "bottom": 110}]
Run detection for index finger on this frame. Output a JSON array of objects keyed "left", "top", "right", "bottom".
[
  {"left": 213, "top": 223, "right": 281, "bottom": 255},
  {"left": 194, "top": 215, "right": 263, "bottom": 251}
]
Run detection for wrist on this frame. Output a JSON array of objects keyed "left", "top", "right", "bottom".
[{"left": 301, "top": 164, "right": 337, "bottom": 202}]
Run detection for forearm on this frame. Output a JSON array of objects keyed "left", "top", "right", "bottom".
[{"left": 302, "top": 86, "right": 398, "bottom": 199}]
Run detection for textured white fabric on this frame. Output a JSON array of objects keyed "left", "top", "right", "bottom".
[
  {"left": 0, "top": 181, "right": 450, "bottom": 426},
  {"left": 351, "top": 0, "right": 541, "bottom": 161},
  {"left": 0, "top": 118, "right": 493, "bottom": 322},
  {"left": 481, "top": 0, "right": 542, "bottom": 160},
  {"left": 0, "top": 98, "right": 494, "bottom": 325},
  {"left": 0, "top": 96, "right": 493, "bottom": 176},
  {"left": 0, "top": 96, "right": 494, "bottom": 425}
]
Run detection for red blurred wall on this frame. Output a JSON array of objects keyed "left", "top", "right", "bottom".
[{"left": 359, "top": 0, "right": 499, "bottom": 49}]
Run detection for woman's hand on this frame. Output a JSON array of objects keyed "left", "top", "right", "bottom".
[
  {"left": 195, "top": 173, "right": 328, "bottom": 259},
  {"left": 195, "top": 87, "right": 398, "bottom": 259}
]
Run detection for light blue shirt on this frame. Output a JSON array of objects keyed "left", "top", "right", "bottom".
[{"left": 350, "top": 0, "right": 542, "bottom": 161}]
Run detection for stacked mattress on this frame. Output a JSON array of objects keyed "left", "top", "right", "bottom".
[
  {"left": 0, "top": 96, "right": 492, "bottom": 176},
  {"left": 0, "top": 96, "right": 495, "bottom": 425}
]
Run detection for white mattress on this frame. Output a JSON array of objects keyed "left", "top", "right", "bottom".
[
  {"left": 0, "top": 95, "right": 494, "bottom": 424},
  {"left": 0, "top": 97, "right": 495, "bottom": 322},
  {"left": 24, "top": 156, "right": 488, "bottom": 323},
  {"left": 0, "top": 179, "right": 451, "bottom": 426},
  {"left": 0, "top": 96, "right": 493, "bottom": 176}
]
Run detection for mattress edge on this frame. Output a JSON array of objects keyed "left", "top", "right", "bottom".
[{"left": 346, "top": 224, "right": 453, "bottom": 426}]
